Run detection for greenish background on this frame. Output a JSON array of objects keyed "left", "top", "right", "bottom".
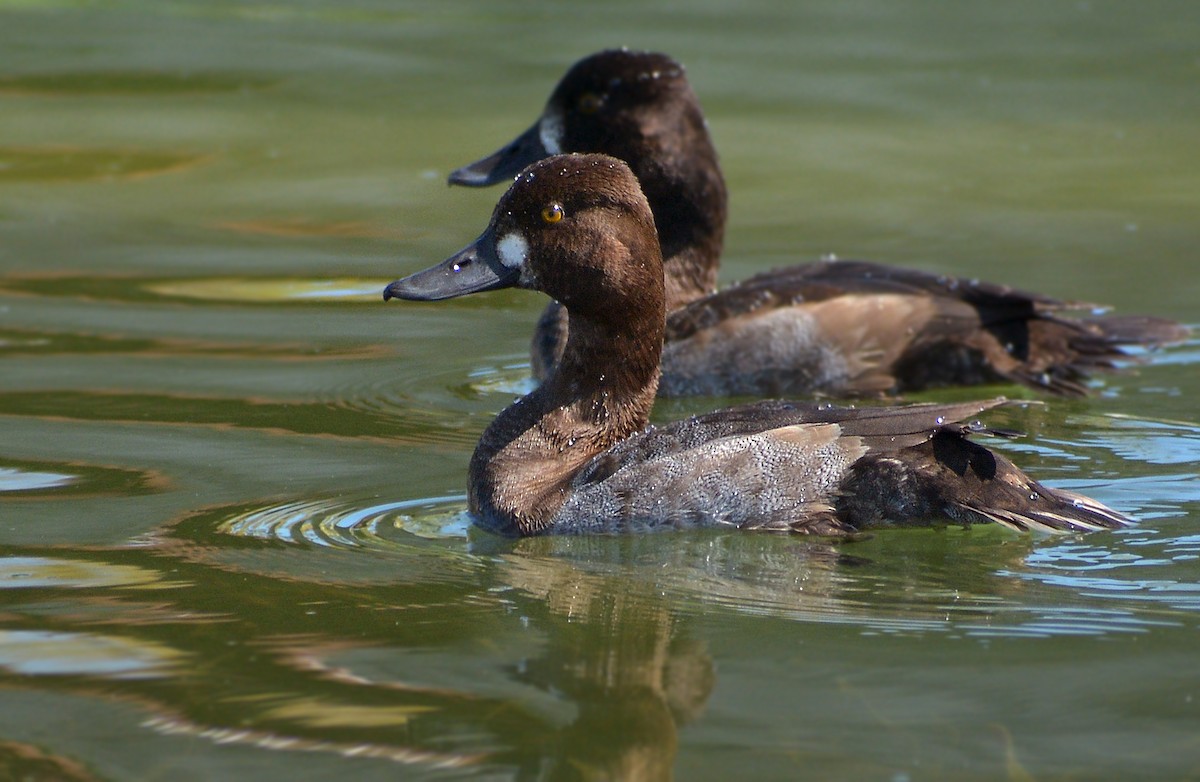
[{"left": 1, "top": 1, "right": 1197, "bottom": 779}]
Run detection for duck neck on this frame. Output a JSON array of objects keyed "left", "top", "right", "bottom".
[
  {"left": 634, "top": 107, "right": 727, "bottom": 310},
  {"left": 470, "top": 304, "right": 664, "bottom": 535}
]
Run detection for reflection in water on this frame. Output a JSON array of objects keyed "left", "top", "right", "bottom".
[
  {"left": 466, "top": 359, "right": 538, "bottom": 397},
  {"left": 0, "top": 740, "right": 102, "bottom": 782},
  {"left": 0, "top": 274, "right": 386, "bottom": 305},
  {"left": 0, "top": 458, "right": 167, "bottom": 498},
  {"left": 0, "top": 326, "right": 389, "bottom": 361},
  {"left": 1096, "top": 414, "right": 1200, "bottom": 466},
  {"left": 0, "top": 389, "right": 475, "bottom": 445},
  {"left": 498, "top": 530, "right": 1029, "bottom": 635},
  {"left": 0, "top": 556, "right": 163, "bottom": 590},
  {"left": 143, "top": 278, "right": 386, "bottom": 303},
  {"left": 0, "top": 467, "right": 74, "bottom": 492},
  {"left": 215, "top": 495, "right": 471, "bottom": 546},
  {"left": 141, "top": 711, "right": 485, "bottom": 769},
  {"left": 498, "top": 525, "right": 1200, "bottom": 643},
  {"left": 215, "top": 218, "right": 400, "bottom": 240},
  {"left": 0, "top": 541, "right": 519, "bottom": 770},
  {"left": 498, "top": 544, "right": 717, "bottom": 780},
  {"left": 224, "top": 537, "right": 721, "bottom": 779},
  {"left": 134, "top": 500, "right": 728, "bottom": 776},
  {"left": 2, "top": 0, "right": 1197, "bottom": 777},
  {"left": 152, "top": 498, "right": 480, "bottom": 587},
  {"left": 0, "top": 504, "right": 1196, "bottom": 776},
  {"left": 1008, "top": 530, "right": 1200, "bottom": 614},
  {"left": 0, "top": 146, "right": 207, "bottom": 182},
  {"left": 0, "top": 629, "right": 182, "bottom": 679}
]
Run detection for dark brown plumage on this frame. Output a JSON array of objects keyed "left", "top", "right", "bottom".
[
  {"left": 387, "top": 154, "right": 1132, "bottom": 537},
  {"left": 449, "top": 49, "right": 1188, "bottom": 398}
]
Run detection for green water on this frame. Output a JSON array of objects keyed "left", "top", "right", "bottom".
[{"left": 2, "top": 1, "right": 1198, "bottom": 779}]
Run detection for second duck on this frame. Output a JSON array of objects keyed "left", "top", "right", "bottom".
[{"left": 449, "top": 49, "right": 1186, "bottom": 398}]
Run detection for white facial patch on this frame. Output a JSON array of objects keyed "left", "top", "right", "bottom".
[
  {"left": 497, "top": 232, "right": 529, "bottom": 270},
  {"left": 538, "top": 109, "right": 564, "bottom": 155}
]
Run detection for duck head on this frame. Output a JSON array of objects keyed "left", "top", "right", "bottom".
[
  {"left": 387, "top": 153, "right": 665, "bottom": 327},
  {"left": 448, "top": 49, "right": 695, "bottom": 187},
  {"left": 447, "top": 49, "right": 726, "bottom": 309}
]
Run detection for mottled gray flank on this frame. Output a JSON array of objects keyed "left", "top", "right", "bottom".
[
  {"left": 557, "top": 423, "right": 864, "bottom": 532},
  {"left": 483, "top": 395, "right": 1134, "bottom": 537}
]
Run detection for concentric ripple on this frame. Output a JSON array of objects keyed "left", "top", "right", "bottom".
[
  {"left": 215, "top": 495, "right": 471, "bottom": 549},
  {"left": 464, "top": 359, "right": 538, "bottom": 397},
  {"left": 310, "top": 356, "right": 533, "bottom": 446}
]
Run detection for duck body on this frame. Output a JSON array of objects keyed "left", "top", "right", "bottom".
[
  {"left": 658, "top": 259, "right": 1179, "bottom": 397},
  {"left": 530, "top": 397, "right": 1125, "bottom": 537},
  {"left": 450, "top": 49, "right": 1187, "bottom": 398},
  {"left": 387, "top": 154, "right": 1131, "bottom": 537}
]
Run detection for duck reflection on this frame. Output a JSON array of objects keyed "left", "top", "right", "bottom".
[
  {"left": 506, "top": 561, "right": 706, "bottom": 780},
  {"left": 0, "top": 507, "right": 1044, "bottom": 778},
  {"left": 490, "top": 535, "right": 864, "bottom": 781}
]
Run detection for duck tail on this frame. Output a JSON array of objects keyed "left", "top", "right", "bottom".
[
  {"left": 837, "top": 427, "right": 1133, "bottom": 533},
  {"left": 961, "top": 483, "right": 1132, "bottom": 534},
  {"left": 999, "top": 313, "right": 1189, "bottom": 397},
  {"left": 1080, "top": 313, "right": 1191, "bottom": 349}
]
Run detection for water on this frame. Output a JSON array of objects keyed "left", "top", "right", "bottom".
[{"left": 2, "top": 1, "right": 1198, "bottom": 779}]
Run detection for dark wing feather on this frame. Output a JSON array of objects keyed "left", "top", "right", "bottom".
[{"left": 573, "top": 398, "right": 1009, "bottom": 487}]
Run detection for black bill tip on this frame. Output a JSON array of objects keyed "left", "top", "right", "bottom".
[
  {"left": 383, "top": 231, "right": 519, "bottom": 303},
  {"left": 447, "top": 122, "right": 549, "bottom": 188}
]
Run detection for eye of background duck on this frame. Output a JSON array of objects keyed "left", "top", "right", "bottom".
[
  {"left": 541, "top": 204, "right": 564, "bottom": 224},
  {"left": 577, "top": 92, "right": 604, "bottom": 114}
]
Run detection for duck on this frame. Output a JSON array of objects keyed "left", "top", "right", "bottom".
[
  {"left": 448, "top": 49, "right": 1187, "bottom": 398},
  {"left": 385, "top": 153, "right": 1131, "bottom": 537}
]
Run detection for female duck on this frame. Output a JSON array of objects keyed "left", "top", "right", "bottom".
[
  {"left": 449, "top": 49, "right": 1186, "bottom": 398},
  {"left": 386, "top": 154, "right": 1129, "bottom": 536}
]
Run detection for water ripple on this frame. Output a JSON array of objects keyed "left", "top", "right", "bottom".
[
  {"left": 1005, "top": 526, "right": 1200, "bottom": 613},
  {"left": 504, "top": 523, "right": 1200, "bottom": 640},
  {"left": 0, "top": 629, "right": 183, "bottom": 680},
  {"left": 0, "top": 466, "right": 74, "bottom": 492},
  {"left": 215, "top": 495, "right": 471, "bottom": 548},
  {"left": 958, "top": 605, "right": 1177, "bottom": 638},
  {"left": 143, "top": 278, "right": 386, "bottom": 303},
  {"left": 1095, "top": 414, "right": 1200, "bottom": 466},
  {"left": 0, "top": 146, "right": 207, "bottom": 182},
  {"left": 465, "top": 359, "right": 537, "bottom": 397},
  {"left": 0, "top": 556, "right": 164, "bottom": 590},
  {"left": 0, "top": 458, "right": 167, "bottom": 498},
  {"left": 146, "top": 495, "right": 482, "bottom": 586}
]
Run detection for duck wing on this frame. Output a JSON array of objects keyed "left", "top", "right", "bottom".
[
  {"left": 577, "top": 398, "right": 1008, "bottom": 475},
  {"left": 660, "top": 259, "right": 1187, "bottom": 397},
  {"left": 557, "top": 397, "right": 1129, "bottom": 535}
]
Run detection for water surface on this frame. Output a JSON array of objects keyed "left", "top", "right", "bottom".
[{"left": 1, "top": 1, "right": 1198, "bottom": 779}]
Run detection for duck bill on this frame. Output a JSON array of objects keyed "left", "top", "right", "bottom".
[
  {"left": 448, "top": 122, "right": 548, "bottom": 187},
  {"left": 383, "top": 230, "right": 519, "bottom": 302}
]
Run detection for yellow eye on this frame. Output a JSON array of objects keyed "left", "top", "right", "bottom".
[
  {"left": 541, "top": 204, "right": 564, "bottom": 223},
  {"left": 578, "top": 92, "right": 603, "bottom": 114}
]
